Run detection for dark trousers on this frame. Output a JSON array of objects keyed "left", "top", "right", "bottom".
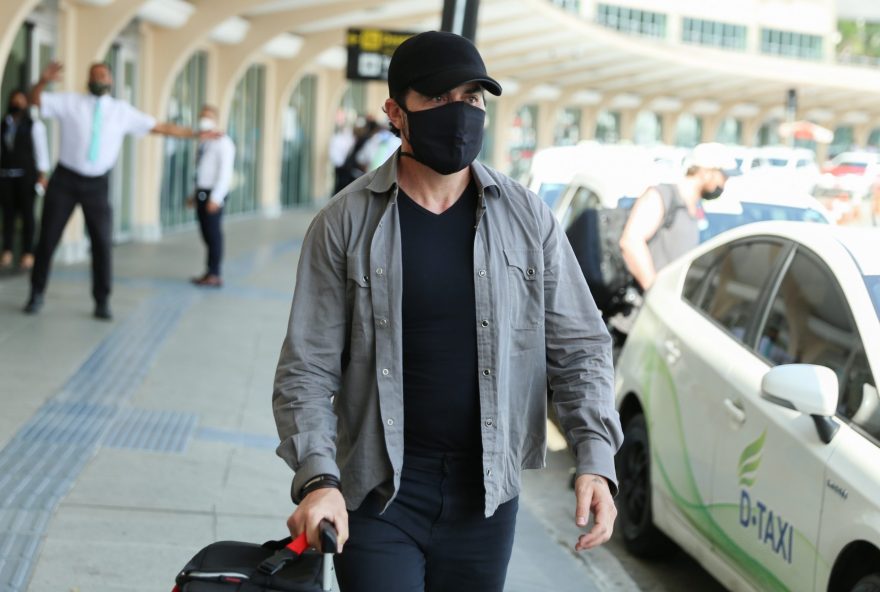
[
  {"left": 31, "top": 165, "right": 112, "bottom": 303},
  {"left": 195, "top": 192, "right": 223, "bottom": 277},
  {"left": 335, "top": 451, "right": 518, "bottom": 592},
  {"left": 1, "top": 176, "right": 36, "bottom": 254}
]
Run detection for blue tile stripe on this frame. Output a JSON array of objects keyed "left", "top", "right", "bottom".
[
  {"left": 0, "top": 290, "right": 195, "bottom": 591},
  {"left": 0, "top": 236, "right": 300, "bottom": 591}
]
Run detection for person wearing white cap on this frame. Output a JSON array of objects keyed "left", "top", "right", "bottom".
[{"left": 620, "top": 142, "right": 735, "bottom": 292}]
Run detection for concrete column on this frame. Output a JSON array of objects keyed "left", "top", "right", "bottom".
[
  {"left": 132, "top": 21, "right": 162, "bottom": 242},
  {"left": 204, "top": 43, "right": 220, "bottom": 107},
  {"left": 260, "top": 60, "right": 282, "bottom": 218},
  {"left": 853, "top": 123, "right": 871, "bottom": 149},
  {"left": 661, "top": 112, "right": 677, "bottom": 146},
  {"left": 364, "top": 81, "right": 388, "bottom": 121},
  {"left": 491, "top": 97, "right": 516, "bottom": 173},
  {"left": 535, "top": 102, "right": 559, "bottom": 150},
  {"left": 740, "top": 117, "right": 764, "bottom": 148},
  {"left": 667, "top": 13, "right": 682, "bottom": 46},
  {"left": 579, "top": 106, "right": 599, "bottom": 141},
  {"left": 619, "top": 110, "right": 637, "bottom": 143},
  {"left": 701, "top": 114, "right": 724, "bottom": 143},
  {"left": 311, "top": 68, "right": 337, "bottom": 202}
]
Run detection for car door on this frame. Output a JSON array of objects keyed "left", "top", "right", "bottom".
[
  {"left": 815, "top": 346, "right": 880, "bottom": 591},
  {"left": 709, "top": 247, "right": 849, "bottom": 592},
  {"left": 643, "top": 239, "right": 786, "bottom": 545}
]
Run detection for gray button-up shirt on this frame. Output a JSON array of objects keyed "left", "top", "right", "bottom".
[{"left": 273, "top": 154, "right": 622, "bottom": 517}]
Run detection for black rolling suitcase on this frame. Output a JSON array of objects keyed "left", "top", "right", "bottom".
[{"left": 172, "top": 521, "right": 337, "bottom": 592}]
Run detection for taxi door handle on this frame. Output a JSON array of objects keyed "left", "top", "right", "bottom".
[
  {"left": 723, "top": 398, "right": 746, "bottom": 424},
  {"left": 663, "top": 339, "right": 681, "bottom": 364}
]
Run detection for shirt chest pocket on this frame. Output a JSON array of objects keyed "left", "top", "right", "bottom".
[
  {"left": 346, "top": 254, "right": 374, "bottom": 361},
  {"left": 503, "top": 248, "right": 544, "bottom": 331}
]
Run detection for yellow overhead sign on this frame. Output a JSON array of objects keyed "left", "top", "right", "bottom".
[{"left": 346, "top": 28, "right": 415, "bottom": 81}]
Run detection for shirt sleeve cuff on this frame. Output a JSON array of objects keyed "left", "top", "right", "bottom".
[
  {"left": 291, "top": 455, "right": 341, "bottom": 504},
  {"left": 574, "top": 439, "right": 619, "bottom": 497}
]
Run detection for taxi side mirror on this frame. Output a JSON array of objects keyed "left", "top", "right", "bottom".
[{"left": 761, "top": 364, "right": 840, "bottom": 444}]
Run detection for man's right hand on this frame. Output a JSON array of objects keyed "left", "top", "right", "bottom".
[
  {"left": 40, "top": 61, "right": 63, "bottom": 84},
  {"left": 287, "top": 487, "right": 348, "bottom": 554}
]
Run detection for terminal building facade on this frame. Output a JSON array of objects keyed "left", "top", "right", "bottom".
[{"left": 2, "top": 0, "right": 880, "bottom": 260}]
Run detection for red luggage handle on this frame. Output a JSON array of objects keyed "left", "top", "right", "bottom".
[{"left": 259, "top": 520, "right": 338, "bottom": 576}]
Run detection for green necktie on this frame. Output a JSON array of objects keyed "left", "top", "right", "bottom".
[{"left": 87, "top": 98, "right": 103, "bottom": 163}]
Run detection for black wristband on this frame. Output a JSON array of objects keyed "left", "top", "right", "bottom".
[{"left": 297, "top": 474, "right": 341, "bottom": 502}]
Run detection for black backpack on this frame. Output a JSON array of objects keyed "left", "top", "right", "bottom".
[
  {"left": 173, "top": 522, "right": 337, "bottom": 592},
  {"left": 565, "top": 184, "right": 681, "bottom": 317}
]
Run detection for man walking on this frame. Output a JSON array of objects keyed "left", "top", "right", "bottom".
[
  {"left": 620, "top": 142, "right": 734, "bottom": 292},
  {"left": 25, "top": 61, "right": 207, "bottom": 320},
  {"left": 1, "top": 90, "right": 49, "bottom": 271},
  {"left": 188, "top": 105, "right": 235, "bottom": 288},
  {"left": 273, "top": 31, "right": 622, "bottom": 592}
]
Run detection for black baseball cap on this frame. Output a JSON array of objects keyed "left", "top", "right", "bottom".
[{"left": 388, "top": 31, "right": 502, "bottom": 98}]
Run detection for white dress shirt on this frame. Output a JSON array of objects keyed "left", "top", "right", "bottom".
[
  {"left": 1, "top": 115, "right": 50, "bottom": 175},
  {"left": 40, "top": 92, "right": 156, "bottom": 177},
  {"left": 195, "top": 135, "right": 236, "bottom": 205},
  {"left": 328, "top": 130, "right": 355, "bottom": 168}
]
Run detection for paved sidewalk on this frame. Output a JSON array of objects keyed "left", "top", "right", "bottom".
[{"left": 0, "top": 211, "right": 610, "bottom": 592}]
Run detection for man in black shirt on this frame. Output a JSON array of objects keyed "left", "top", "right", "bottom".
[
  {"left": 279, "top": 31, "right": 620, "bottom": 592},
  {"left": 1, "top": 90, "right": 49, "bottom": 270}
]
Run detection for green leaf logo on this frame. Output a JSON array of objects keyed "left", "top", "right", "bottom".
[{"left": 737, "top": 430, "right": 766, "bottom": 488}]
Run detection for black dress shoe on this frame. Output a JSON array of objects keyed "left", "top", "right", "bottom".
[
  {"left": 23, "top": 293, "right": 44, "bottom": 314},
  {"left": 94, "top": 302, "right": 113, "bottom": 321}
]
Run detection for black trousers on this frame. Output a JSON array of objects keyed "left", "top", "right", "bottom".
[
  {"left": 31, "top": 165, "right": 112, "bottom": 303},
  {"left": 1, "top": 175, "right": 36, "bottom": 254},
  {"left": 195, "top": 191, "right": 223, "bottom": 276},
  {"left": 335, "top": 451, "right": 518, "bottom": 592}
]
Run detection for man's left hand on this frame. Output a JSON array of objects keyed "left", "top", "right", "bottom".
[
  {"left": 573, "top": 474, "right": 617, "bottom": 551},
  {"left": 206, "top": 201, "right": 220, "bottom": 214}
]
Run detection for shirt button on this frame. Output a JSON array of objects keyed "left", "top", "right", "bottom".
[
  {"left": 485, "top": 418, "right": 493, "bottom": 427},
  {"left": 486, "top": 468, "right": 492, "bottom": 477},
  {"left": 376, "top": 267, "right": 384, "bottom": 275},
  {"left": 527, "top": 267, "right": 536, "bottom": 277},
  {"left": 482, "top": 369, "right": 491, "bottom": 377},
  {"left": 382, "top": 368, "right": 390, "bottom": 376},
  {"left": 378, "top": 318, "right": 388, "bottom": 327},
  {"left": 387, "top": 418, "right": 394, "bottom": 426},
  {"left": 362, "top": 275, "right": 369, "bottom": 284},
  {"left": 478, "top": 269, "right": 487, "bottom": 277},
  {"left": 480, "top": 319, "right": 489, "bottom": 327}
]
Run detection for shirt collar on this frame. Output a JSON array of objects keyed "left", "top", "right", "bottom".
[{"left": 366, "top": 150, "right": 501, "bottom": 198}]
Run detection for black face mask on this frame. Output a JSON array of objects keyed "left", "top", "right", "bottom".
[
  {"left": 701, "top": 186, "right": 724, "bottom": 201},
  {"left": 400, "top": 101, "right": 485, "bottom": 175},
  {"left": 7, "top": 105, "right": 23, "bottom": 117},
  {"left": 88, "top": 81, "right": 111, "bottom": 97}
]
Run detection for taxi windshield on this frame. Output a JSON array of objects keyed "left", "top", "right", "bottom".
[{"left": 867, "top": 275, "right": 880, "bottom": 320}]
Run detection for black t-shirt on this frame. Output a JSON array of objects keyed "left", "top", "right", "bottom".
[{"left": 398, "top": 181, "right": 481, "bottom": 453}]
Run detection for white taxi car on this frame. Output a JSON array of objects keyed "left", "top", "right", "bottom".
[{"left": 614, "top": 222, "right": 880, "bottom": 592}]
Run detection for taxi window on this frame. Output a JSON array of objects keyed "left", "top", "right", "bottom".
[
  {"left": 683, "top": 245, "right": 727, "bottom": 305},
  {"left": 839, "top": 350, "right": 879, "bottom": 443},
  {"left": 560, "top": 186, "right": 601, "bottom": 229},
  {"left": 693, "top": 241, "right": 785, "bottom": 343},
  {"left": 756, "top": 250, "right": 880, "bottom": 443}
]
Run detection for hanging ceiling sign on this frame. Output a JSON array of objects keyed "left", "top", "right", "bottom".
[{"left": 346, "top": 28, "right": 415, "bottom": 82}]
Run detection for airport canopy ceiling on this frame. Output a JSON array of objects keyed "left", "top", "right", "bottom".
[{"left": 81, "top": 0, "right": 880, "bottom": 124}]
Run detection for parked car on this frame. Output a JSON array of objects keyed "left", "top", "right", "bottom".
[
  {"left": 614, "top": 222, "right": 880, "bottom": 592},
  {"left": 816, "top": 151, "right": 880, "bottom": 202},
  {"left": 527, "top": 143, "right": 657, "bottom": 210}
]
